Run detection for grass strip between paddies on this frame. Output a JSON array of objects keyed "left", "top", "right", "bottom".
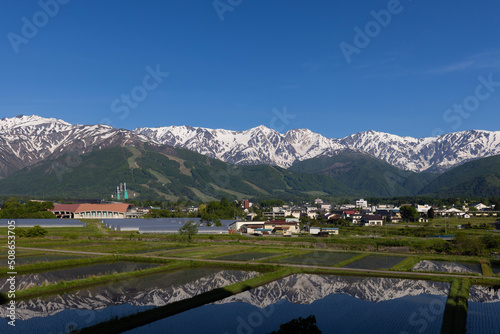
[
  {"left": 479, "top": 260, "right": 494, "bottom": 276},
  {"left": 9, "top": 260, "right": 186, "bottom": 302},
  {"left": 76, "top": 267, "right": 297, "bottom": 334},
  {"left": 441, "top": 278, "right": 470, "bottom": 334}
]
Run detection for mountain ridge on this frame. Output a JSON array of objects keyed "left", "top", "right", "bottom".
[{"left": 1, "top": 115, "right": 500, "bottom": 179}]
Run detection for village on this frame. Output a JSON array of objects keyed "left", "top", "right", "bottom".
[{"left": 40, "top": 197, "right": 500, "bottom": 237}]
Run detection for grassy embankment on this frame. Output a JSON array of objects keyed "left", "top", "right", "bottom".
[{"left": 441, "top": 278, "right": 471, "bottom": 334}]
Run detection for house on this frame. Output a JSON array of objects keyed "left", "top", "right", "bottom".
[
  {"left": 240, "top": 224, "right": 265, "bottom": 234},
  {"left": 264, "top": 220, "right": 300, "bottom": 234},
  {"left": 360, "top": 214, "right": 384, "bottom": 226},
  {"left": 376, "top": 209, "right": 401, "bottom": 223},
  {"left": 416, "top": 205, "right": 432, "bottom": 215},
  {"left": 473, "top": 203, "right": 494, "bottom": 211},
  {"left": 263, "top": 209, "right": 287, "bottom": 220},
  {"left": 320, "top": 204, "right": 332, "bottom": 211},
  {"left": 314, "top": 198, "right": 324, "bottom": 205},
  {"left": 442, "top": 208, "right": 465, "bottom": 217},
  {"left": 309, "top": 227, "right": 339, "bottom": 235},
  {"left": 322, "top": 227, "right": 339, "bottom": 235},
  {"left": 52, "top": 203, "right": 139, "bottom": 219},
  {"left": 342, "top": 210, "right": 359, "bottom": 219},
  {"left": 230, "top": 221, "right": 265, "bottom": 232},
  {"left": 245, "top": 213, "right": 258, "bottom": 221},
  {"left": 356, "top": 199, "right": 368, "bottom": 209}
]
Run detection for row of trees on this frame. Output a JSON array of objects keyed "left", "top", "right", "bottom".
[{"left": 0, "top": 198, "right": 56, "bottom": 219}]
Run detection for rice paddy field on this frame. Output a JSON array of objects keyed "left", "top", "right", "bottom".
[
  {"left": 412, "top": 260, "right": 483, "bottom": 274},
  {"left": 10, "top": 254, "right": 86, "bottom": 265},
  {"left": 213, "top": 252, "right": 278, "bottom": 261},
  {"left": 467, "top": 285, "right": 500, "bottom": 333},
  {"left": 0, "top": 268, "right": 261, "bottom": 334},
  {"left": 342, "top": 255, "right": 407, "bottom": 270},
  {"left": 2, "top": 218, "right": 500, "bottom": 334},
  {"left": 277, "top": 251, "right": 359, "bottom": 266},
  {"left": 0, "top": 261, "right": 161, "bottom": 292}
]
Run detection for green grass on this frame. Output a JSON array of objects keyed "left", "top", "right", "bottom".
[
  {"left": 391, "top": 256, "right": 421, "bottom": 271},
  {"left": 479, "top": 260, "right": 494, "bottom": 276},
  {"left": 12, "top": 260, "right": 182, "bottom": 301},
  {"left": 441, "top": 278, "right": 470, "bottom": 334}
]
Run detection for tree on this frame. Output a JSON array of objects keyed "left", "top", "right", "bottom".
[
  {"left": 201, "top": 213, "right": 221, "bottom": 226},
  {"left": 400, "top": 205, "right": 419, "bottom": 222},
  {"left": 179, "top": 220, "right": 198, "bottom": 241},
  {"left": 0, "top": 198, "right": 56, "bottom": 219},
  {"left": 269, "top": 315, "right": 321, "bottom": 334},
  {"left": 17, "top": 225, "right": 48, "bottom": 238},
  {"left": 427, "top": 207, "right": 435, "bottom": 219}
]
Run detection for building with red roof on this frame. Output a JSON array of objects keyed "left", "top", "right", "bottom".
[{"left": 52, "top": 203, "right": 138, "bottom": 219}]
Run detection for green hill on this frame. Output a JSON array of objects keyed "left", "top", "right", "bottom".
[
  {"left": 0, "top": 144, "right": 354, "bottom": 201},
  {"left": 289, "top": 152, "right": 437, "bottom": 197},
  {"left": 419, "top": 154, "right": 500, "bottom": 197}
]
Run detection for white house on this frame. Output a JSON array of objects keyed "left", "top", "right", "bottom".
[{"left": 356, "top": 199, "right": 368, "bottom": 209}]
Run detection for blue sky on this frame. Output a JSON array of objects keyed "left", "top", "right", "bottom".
[{"left": 1, "top": 0, "right": 500, "bottom": 138}]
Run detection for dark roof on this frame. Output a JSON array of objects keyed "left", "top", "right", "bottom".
[{"left": 363, "top": 214, "right": 383, "bottom": 220}]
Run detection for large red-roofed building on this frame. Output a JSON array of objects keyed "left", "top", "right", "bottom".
[{"left": 52, "top": 203, "right": 138, "bottom": 219}]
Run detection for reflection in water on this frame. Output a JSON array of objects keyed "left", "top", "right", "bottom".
[
  {"left": 0, "top": 262, "right": 160, "bottom": 292},
  {"left": 0, "top": 269, "right": 259, "bottom": 334},
  {"left": 467, "top": 285, "right": 500, "bottom": 333},
  {"left": 412, "top": 260, "right": 482, "bottom": 274},
  {"left": 129, "top": 274, "right": 450, "bottom": 334}
]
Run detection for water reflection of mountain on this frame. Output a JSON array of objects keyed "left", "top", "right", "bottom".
[
  {"left": 0, "top": 269, "right": 259, "bottom": 321},
  {"left": 412, "top": 260, "right": 482, "bottom": 274},
  {"left": 215, "top": 274, "right": 450, "bottom": 308},
  {"left": 468, "top": 285, "right": 500, "bottom": 303},
  {"left": 0, "top": 262, "right": 159, "bottom": 292}
]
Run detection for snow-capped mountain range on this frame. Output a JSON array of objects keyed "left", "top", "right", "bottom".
[
  {"left": 1, "top": 272, "right": 453, "bottom": 321},
  {"left": 1, "top": 114, "right": 500, "bottom": 178},
  {"left": 0, "top": 269, "right": 259, "bottom": 321},
  {"left": 215, "top": 274, "right": 450, "bottom": 308},
  {"left": 0, "top": 115, "right": 152, "bottom": 178}
]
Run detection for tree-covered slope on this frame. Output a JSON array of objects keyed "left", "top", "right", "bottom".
[
  {"left": 419, "top": 155, "right": 500, "bottom": 197},
  {"left": 0, "top": 144, "right": 353, "bottom": 201},
  {"left": 289, "top": 151, "right": 437, "bottom": 197}
]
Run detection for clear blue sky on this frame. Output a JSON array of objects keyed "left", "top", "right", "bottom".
[{"left": 1, "top": 0, "right": 500, "bottom": 138}]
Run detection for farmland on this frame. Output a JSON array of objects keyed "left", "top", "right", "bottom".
[{"left": 1, "top": 219, "right": 500, "bottom": 333}]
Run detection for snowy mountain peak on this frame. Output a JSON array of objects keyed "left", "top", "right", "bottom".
[
  {"left": 134, "top": 123, "right": 500, "bottom": 172},
  {"left": 0, "top": 115, "right": 499, "bottom": 177},
  {"left": 0, "top": 114, "right": 71, "bottom": 132}
]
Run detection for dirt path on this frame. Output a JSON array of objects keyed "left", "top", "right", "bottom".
[{"left": 96, "top": 223, "right": 109, "bottom": 235}]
